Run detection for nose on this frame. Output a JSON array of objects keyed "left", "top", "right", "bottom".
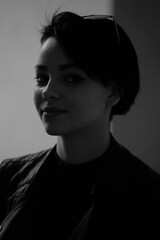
[{"left": 42, "top": 79, "right": 61, "bottom": 100}]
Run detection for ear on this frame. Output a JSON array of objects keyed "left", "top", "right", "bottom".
[{"left": 107, "top": 83, "right": 121, "bottom": 106}]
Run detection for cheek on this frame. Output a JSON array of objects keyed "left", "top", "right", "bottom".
[
  {"left": 70, "top": 95, "right": 100, "bottom": 118},
  {"left": 33, "top": 88, "right": 42, "bottom": 113}
]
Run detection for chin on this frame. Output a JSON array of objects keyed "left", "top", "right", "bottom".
[
  {"left": 43, "top": 124, "right": 69, "bottom": 136},
  {"left": 44, "top": 127, "right": 62, "bottom": 136}
]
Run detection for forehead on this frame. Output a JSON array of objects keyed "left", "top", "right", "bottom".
[
  {"left": 37, "top": 37, "right": 69, "bottom": 68},
  {"left": 41, "top": 37, "right": 58, "bottom": 51}
]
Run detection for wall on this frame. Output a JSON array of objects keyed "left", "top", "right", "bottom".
[{"left": 113, "top": 0, "right": 160, "bottom": 172}]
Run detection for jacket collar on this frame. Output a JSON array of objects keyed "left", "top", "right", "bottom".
[{"left": 14, "top": 133, "right": 127, "bottom": 205}]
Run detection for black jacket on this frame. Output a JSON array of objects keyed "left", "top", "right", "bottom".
[{"left": 0, "top": 135, "right": 160, "bottom": 239}]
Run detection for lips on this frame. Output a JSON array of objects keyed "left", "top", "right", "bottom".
[{"left": 42, "top": 107, "right": 68, "bottom": 114}]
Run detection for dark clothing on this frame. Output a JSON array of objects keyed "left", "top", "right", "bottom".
[{"left": 0, "top": 135, "right": 160, "bottom": 239}]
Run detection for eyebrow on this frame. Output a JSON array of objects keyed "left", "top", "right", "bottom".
[
  {"left": 34, "top": 65, "right": 48, "bottom": 71},
  {"left": 34, "top": 63, "right": 78, "bottom": 72}
]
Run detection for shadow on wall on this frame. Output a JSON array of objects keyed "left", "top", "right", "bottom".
[{"left": 113, "top": 0, "right": 160, "bottom": 173}]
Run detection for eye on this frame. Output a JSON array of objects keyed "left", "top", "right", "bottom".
[
  {"left": 34, "top": 73, "right": 49, "bottom": 86},
  {"left": 65, "top": 74, "right": 85, "bottom": 84}
]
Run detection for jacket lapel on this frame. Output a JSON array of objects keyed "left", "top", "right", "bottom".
[{"left": 69, "top": 204, "right": 94, "bottom": 240}]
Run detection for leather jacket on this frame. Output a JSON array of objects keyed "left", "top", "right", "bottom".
[{"left": 0, "top": 135, "right": 160, "bottom": 239}]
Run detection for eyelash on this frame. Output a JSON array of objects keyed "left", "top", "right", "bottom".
[
  {"left": 34, "top": 74, "right": 49, "bottom": 86},
  {"left": 64, "top": 74, "right": 85, "bottom": 84},
  {"left": 34, "top": 73, "right": 85, "bottom": 86}
]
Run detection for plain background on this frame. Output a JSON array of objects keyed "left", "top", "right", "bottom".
[
  {"left": 0, "top": 0, "right": 160, "bottom": 173},
  {"left": 113, "top": 0, "right": 160, "bottom": 172}
]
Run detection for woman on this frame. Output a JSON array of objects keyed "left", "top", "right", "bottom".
[{"left": 0, "top": 11, "right": 160, "bottom": 240}]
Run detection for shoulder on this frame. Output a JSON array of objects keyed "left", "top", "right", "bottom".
[
  {"left": 117, "top": 140, "right": 160, "bottom": 189},
  {"left": 0, "top": 148, "right": 53, "bottom": 221},
  {"left": 99, "top": 135, "right": 160, "bottom": 199},
  {"left": 92, "top": 136, "right": 160, "bottom": 237},
  {"left": 0, "top": 148, "right": 52, "bottom": 172},
  {"left": 0, "top": 148, "right": 53, "bottom": 191}
]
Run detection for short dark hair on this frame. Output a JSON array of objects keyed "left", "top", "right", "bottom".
[{"left": 40, "top": 11, "right": 140, "bottom": 117}]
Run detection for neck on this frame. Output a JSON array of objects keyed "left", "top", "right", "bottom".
[{"left": 56, "top": 123, "right": 111, "bottom": 164}]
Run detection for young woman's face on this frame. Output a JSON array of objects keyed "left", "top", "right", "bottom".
[{"left": 33, "top": 37, "right": 112, "bottom": 136}]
